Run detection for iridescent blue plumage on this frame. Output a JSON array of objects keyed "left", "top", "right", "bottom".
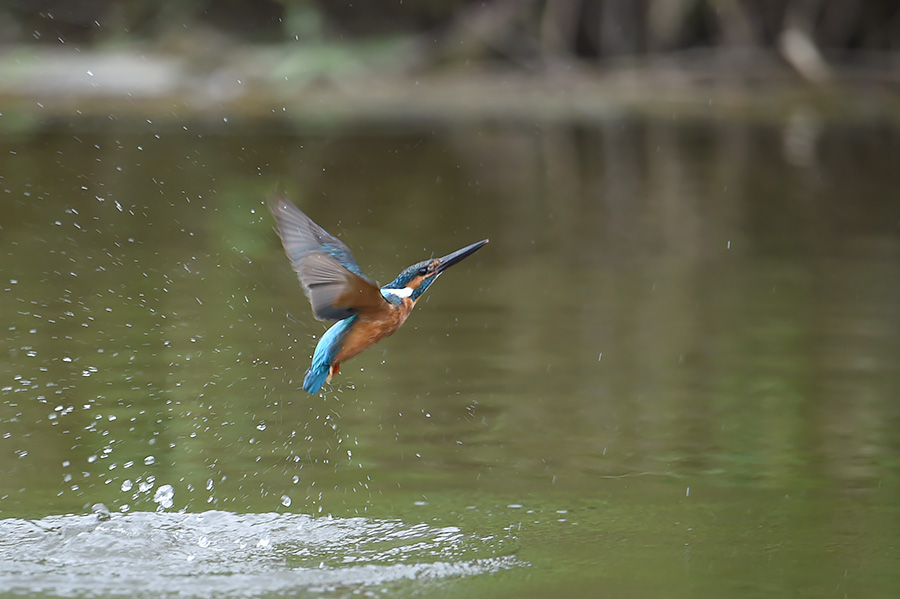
[
  {"left": 269, "top": 194, "right": 488, "bottom": 394},
  {"left": 303, "top": 316, "right": 356, "bottom": 393}
]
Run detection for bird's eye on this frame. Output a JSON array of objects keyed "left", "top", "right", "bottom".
[{"left": 417, "top": 267, "right": 429, "bottom": 276}]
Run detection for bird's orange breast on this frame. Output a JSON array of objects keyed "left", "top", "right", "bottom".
[{"left": 333, "top": 298, "right": 414, "bottom": 365}]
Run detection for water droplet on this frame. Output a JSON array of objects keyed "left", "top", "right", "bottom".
[
  {"left": 144, "top": 455, "right": 155, "bottom": 465},
  {"left": 281, "top": 495, "right": 292, "bottom": 507},
  {"left": 121, "top": 479, "right": 133, "bottom": 492},
  {"left": 153, "top": 484, "right": 174, "bottom": 510}
]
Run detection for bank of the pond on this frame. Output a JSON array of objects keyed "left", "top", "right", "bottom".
[{"left": 1, "top": 46, "right": 899, "bottom": 132}]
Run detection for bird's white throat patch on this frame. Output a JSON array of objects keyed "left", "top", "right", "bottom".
[{"left": 381, "top": 287, "right": 413, "bottom": 299}]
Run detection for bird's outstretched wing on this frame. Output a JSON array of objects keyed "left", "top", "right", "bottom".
[{"left": 268, "top": 194, "right": 387, "bottom": 321}]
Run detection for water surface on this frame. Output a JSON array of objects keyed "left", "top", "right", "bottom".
[{"left": 2, "top": 117, "right": 899, "bottom": 597}]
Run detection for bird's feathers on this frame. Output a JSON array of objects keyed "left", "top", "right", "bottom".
[
  {"left": 269, "top": 194, "right": 386, "bottom": 321},
  {"left": 303, "top": 316, "right": 356, "bottom": 393},
  {"left": 269, "top": 194, "right": 365, "bottom": 277}
]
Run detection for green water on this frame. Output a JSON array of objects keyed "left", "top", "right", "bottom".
[{"left": 1, "top": 119, "right": 899, "bottom": 598}]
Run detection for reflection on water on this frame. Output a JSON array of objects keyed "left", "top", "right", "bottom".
[
  {"left": 0, "top": 510, "right": 519, "bottom": 598},
  {"left": 1, "top": 117, "right": 899, "bottom": 597}
]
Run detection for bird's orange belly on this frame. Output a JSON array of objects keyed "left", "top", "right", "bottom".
[{"left": 333, "top": 302, "right": 412, "bottom": 365}]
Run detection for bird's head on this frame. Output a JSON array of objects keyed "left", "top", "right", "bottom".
[{"left": 382, "top": 239, "right": 489, "bottom": 302}]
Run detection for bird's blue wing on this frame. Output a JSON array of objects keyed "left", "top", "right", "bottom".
[
  {"left": 269, "top": 193, "right": 368, "bottom": 277},
  {"left": 269, "top": 194, "right": 387, "bottom": 321}
]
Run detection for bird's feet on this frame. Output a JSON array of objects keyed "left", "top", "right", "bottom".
[{"left": 326, "top": 363, "right": 340, "bottom": 384}]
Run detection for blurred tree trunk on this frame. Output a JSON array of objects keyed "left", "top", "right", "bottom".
[
  {"left": 540, "top": 0, "right": 582, "bottom": 60},
  {"left": 779, "top": 0, "right": 831, "bottom": 83}
]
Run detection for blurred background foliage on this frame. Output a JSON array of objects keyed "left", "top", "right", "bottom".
[{"left": 2, "top": 0, "right": 898, "bottom": 84}]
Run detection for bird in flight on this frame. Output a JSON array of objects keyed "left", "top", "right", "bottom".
[{"left": 268, "top": 194, "right": 488, "bottom": 394}]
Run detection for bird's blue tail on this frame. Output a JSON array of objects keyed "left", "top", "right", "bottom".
[
  {"left": 302, "top": 316, "right": 356, "bottom": 395},
  {"left": 303, "top": 364, "right": 329, "bottom": 394}
]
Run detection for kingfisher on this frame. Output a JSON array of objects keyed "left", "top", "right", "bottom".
[{"left": 268, "top": 194, "right": 488, "bottom": 394}]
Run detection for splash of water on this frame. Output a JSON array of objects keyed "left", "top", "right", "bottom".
[{"left": 0, "top": 510, "right": 522, "bottom": 598}]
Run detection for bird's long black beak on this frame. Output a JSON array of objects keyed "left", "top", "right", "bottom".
[{"left": 435, "top": 239, "right": 489, "bottom": 274}]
